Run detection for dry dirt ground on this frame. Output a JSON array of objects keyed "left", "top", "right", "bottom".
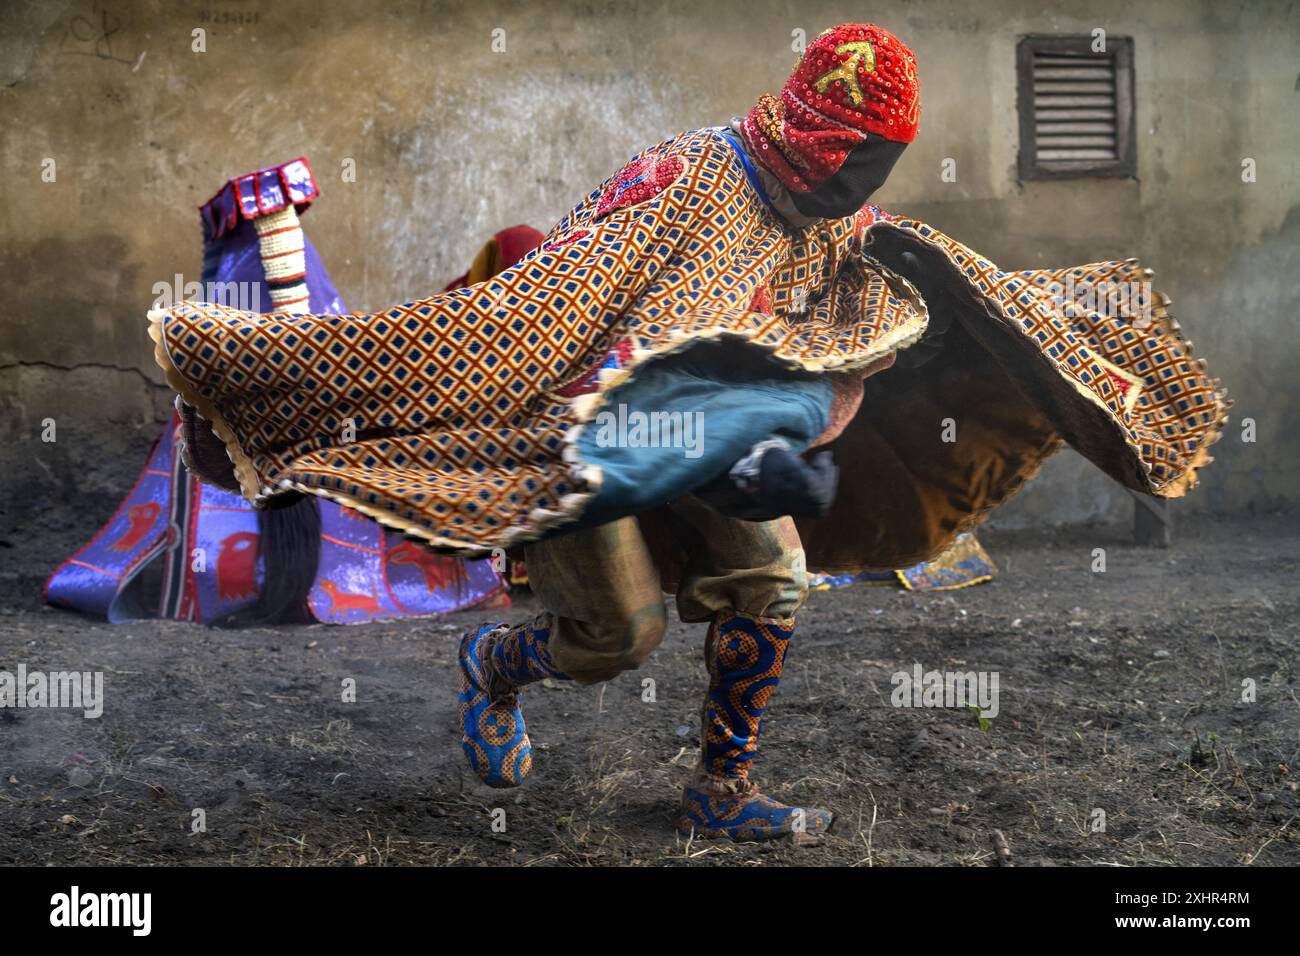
[{"left": 1, "top": 512, "right": 1296, "bottom": 867}]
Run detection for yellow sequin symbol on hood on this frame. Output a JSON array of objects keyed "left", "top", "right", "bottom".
[{"left": 813, "top": 41, "right": 876, "bottom": 105}]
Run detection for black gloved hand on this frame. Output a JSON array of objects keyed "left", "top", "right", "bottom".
[
  {"left": 757, "top": 447, "right": 838, "bottom": 518},
  {"left": 694, "top": 444, "right": 839, "bottom": 521}
]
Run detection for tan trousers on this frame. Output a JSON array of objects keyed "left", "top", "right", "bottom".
[{"left": 523, "top": 496, "right": 808, "bottom": 684}]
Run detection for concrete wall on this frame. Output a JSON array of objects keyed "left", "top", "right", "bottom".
[{"left": 2, "top": 0, "right": 1296, "bottom": 539}]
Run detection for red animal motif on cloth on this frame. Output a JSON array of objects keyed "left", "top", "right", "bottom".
[
  {"left": 319, "top": 579, "right": 382, "bottom": 615},
  {"left": 387, "top": 541, "right": 468, "bottom": 593},
  {"left": 215, "top": 530, "right": 259, "bottom": 601},
  {"left": 110, "top": 502, "right": 161, "bottom": 552}
]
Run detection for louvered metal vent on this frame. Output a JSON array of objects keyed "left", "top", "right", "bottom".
[{"left": 1017, "top": 36, "right": 1135, "bottom": 179}]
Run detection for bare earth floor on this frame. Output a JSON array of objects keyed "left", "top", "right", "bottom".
[{"left": 1, "top": 513, "right": 1296, "bottom": 866}]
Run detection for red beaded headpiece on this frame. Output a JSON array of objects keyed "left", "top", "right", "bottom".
[{"left": 741, "top": 24, "right": 920, "bottom": 194}]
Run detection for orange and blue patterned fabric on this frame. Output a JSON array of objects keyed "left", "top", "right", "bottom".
[
  {"left": 678, "top": 783, "right": 833, "bottom": 842},
  {"left": 490, "top": 618, "right": 568, "bottom": 686},
  {"left": 701, "top": 611, "right": 793, "bottom": 779},
  {"left": 458, "top": 620, "right": 566, "bottom": 787},
  {"left": 147, "top": 125, "right": 1227, "bottom": 573},
  {"left": 808, "top": 532, "right": 997, "bottom": 592},
  {"left": 677, "top": 610, "right": 833, "bottom": 840}
]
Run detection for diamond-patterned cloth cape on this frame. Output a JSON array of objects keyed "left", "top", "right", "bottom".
[{"left": 147, "top": 127, "right": 1227, "bottom": 570}]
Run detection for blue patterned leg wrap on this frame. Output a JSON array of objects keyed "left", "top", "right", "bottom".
[
  {"left": 702, "top": 610, "right": 792, "bottom": 779},
  {"left": 490, "top": 618, "right": 569, "bottom": 686},
  {"left": 679, "top": 610, "right": 833, "bottom": 841}
]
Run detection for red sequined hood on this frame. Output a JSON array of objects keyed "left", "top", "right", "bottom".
[{"left": 741, "top": 24, "right": 920, "bottom": 194}]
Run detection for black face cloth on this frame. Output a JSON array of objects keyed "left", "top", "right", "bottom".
[{"left": 789, "top": 133, "right": 908, "bottom": 220}]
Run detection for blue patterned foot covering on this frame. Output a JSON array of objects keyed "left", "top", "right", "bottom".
[
  {"left": 457, "top": 623, "right": 532, "bottom": 788},
  {"left": 678, "top": 779, "right": 833, "bottom": 841}
]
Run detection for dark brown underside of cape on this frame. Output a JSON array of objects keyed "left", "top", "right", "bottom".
[{"left": 648, "top": 228, "right": 1144, "bottom": 576}]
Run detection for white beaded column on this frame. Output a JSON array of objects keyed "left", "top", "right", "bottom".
[{"left": 254, "top": 206, "right": 310, "bottom": 314}]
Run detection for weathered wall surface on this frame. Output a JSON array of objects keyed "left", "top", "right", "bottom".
[{"left": 1, "top": 0, "right": 1296, "bottom": 541}]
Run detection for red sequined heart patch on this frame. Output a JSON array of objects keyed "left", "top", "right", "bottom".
[{"left": 595, "top": 154, "right": 685, "bottom": 218}]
